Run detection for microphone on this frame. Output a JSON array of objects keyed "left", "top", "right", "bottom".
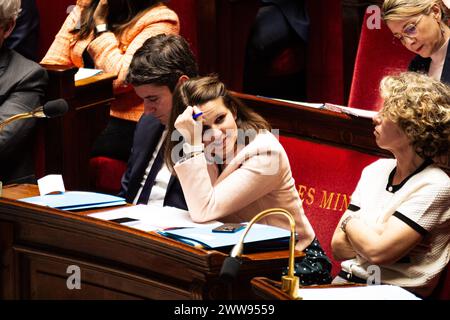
[
  {"left": 219, "top": 208, "right": 302, "bottom": 300},
  {"left": 0, "top": 99, "right": 68, "bottom": 131},
  {"left": 33, "top": 99, "right": 69, "bottom": 119}
]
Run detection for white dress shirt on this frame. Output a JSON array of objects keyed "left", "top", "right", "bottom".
[{"left": 133, "top": 130, "right": 172, "bottom": 206}]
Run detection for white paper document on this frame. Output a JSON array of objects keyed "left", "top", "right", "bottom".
[
  {"left": 37, "top": 174, "right": 65, "bottom": 196},
  {"left": 75, "top": 68, "right": 103, "bottom": 81},
  {"left": 89, "top": 204, "right": 221, "bottom": 231},
  {"left": 263, "top": 96, "right": 378, "bottom": 118},
  {"left": 297, "top": 284, "right": 421, "bottom": 300}
]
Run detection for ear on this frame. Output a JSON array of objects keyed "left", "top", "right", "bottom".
[
  {"left": 3, "top": 20, "right": 16, "bottom": 39},
  {"left": 431, "top": 3, "right": 442, "bottom": 20},
  {"left": 177, "top": 75, "right": 189, "bottom": 85}
]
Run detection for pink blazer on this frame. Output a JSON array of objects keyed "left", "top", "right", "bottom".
[
  {"left": 174, "top": 130, "right": 316, "bottom": 251},
  {"left": 41, "top": 1, "right": 179, "bottom": 121}
]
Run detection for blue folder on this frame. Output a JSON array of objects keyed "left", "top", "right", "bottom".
[
  {"left": 159, "top": 223, "right": 292, "bottom": 251},
  {"left": 20, "top": 191, "right": 126, "bottom": 211}
]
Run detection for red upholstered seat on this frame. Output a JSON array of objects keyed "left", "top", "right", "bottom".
[
  {"left": 348, "top": 10, "right": 415, "bottom": 111},
  {"left": 268, "top": 43, "right": 306, "bottom": 77},
  {"left": 279, "top": 135, "right": 378, "bottom": 276},
  {"left": 89, "top": 157, "right": 127, "bottom": 195}
]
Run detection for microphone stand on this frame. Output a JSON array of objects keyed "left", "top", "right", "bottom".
[
  {"left": 225, "top": 208, "right": 301, "bottom": 300},
  {"left": 0, "top": 106, "right": 55, "bottom": 191},
  {"left": 0, "top": 108, "right": 46, "bottom": 131}
]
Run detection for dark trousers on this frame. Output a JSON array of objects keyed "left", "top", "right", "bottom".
[
  {"left": 243, "top": 4, "right": 307, "bottom": 101},
  {"left": 91, "top": 117, "right": 136, "bottom": 162}
]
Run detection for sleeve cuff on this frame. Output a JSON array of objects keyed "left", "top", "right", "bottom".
[{"left": 392, "top": 211, "right": 428, "bottom": 237}]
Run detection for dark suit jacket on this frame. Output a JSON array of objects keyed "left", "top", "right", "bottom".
[
  {"left": 0, "top": 46, "right": 48, "bottom": 184},
  {"left": 118, "top": 114, "right": 187, "bottom": 210},
  {"left": 262, "top": 0, "right": 309, "bottom": 42},
  {"left": 5, "top": 0, "right": 40, "bottom": 62},
  {"left": 408, "top": 45, "right": 450, "bottom": 84}
]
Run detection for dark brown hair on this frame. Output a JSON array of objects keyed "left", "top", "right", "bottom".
[
  {"left": 164, "top": 75, "right": 271, "bottom": 172},
  {"left": 126, "top": 34, "right": 198, "bottom": 91},
  {"left": 72, "top": 0, "right": 165, "bottom": 40}
]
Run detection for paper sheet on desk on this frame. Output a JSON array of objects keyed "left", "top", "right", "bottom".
[
  {"left": 20, "top": 191, "right": 126, "bottom": 210},
  {"left": 297, "top": 285, "right": 420, "bottom": 300},
  {"left": 89, "top": 204, "right": 221, "bottom": 231},
  {"left": 75, "top": 68, "right": 103, "bottom": 81},
  {"left": 264, "top": 97, "right": 378, "bottom": 118}
]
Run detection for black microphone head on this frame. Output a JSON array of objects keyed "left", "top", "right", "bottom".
[
  {"left": 43, "top": 99, "right": 69, "bottom": 118},
  {"left": 220, "top": 256, "right": 242, "bottom": 282}
]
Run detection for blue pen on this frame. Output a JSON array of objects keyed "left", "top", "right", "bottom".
[{"left": 192, "top": 112, "right": 203, "bottom": 120}]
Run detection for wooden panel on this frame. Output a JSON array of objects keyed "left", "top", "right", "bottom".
[{"left": 17, "top": 248, "right": 193, "bottom": 299}]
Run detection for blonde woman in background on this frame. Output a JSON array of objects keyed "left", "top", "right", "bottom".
[{"left": 382, "top": 0, "right": 450, "bottom": 82}]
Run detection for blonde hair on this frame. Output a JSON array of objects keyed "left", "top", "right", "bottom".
[
  {"left": 0, "top": 0, "right": 20, "bottom": 24},
  {"left": 380, "top": 72, "right": 450, "bottom": 158},
  {"left": 382, "top": 0, "right": 447, "bottom": 21}
]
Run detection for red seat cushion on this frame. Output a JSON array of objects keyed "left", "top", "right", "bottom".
[
  {"left": 348, "top": 10, "right": 415, "bottom": 110},
  {"left": 268, "top": 44, "right": 306, "bottom": 77},
  {"left": 89, "top": 157, "right": 127, "bottom": 195},
  {"left": 279, "top": 135, "right": 379, "bottom": 276}
]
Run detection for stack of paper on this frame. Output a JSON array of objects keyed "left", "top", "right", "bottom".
[
  {"left": 75, "top": 68, "right": 103, "bottom": 81},
  {"left": 297, "top": 285, "right": 421, "bottom": 300},
  {"left": 20, "top": 191, "right": 126, "bottom": 211},
  {"left": 160, "top": 223, "right": 291, "bottom": 251},
  {"left": 89, "top": 204, "right": 221, "bottom": 231}
]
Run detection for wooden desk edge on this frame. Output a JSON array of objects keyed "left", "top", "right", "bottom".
[{"left": 0, "top": 184, "right": 295, "bottom": 263}]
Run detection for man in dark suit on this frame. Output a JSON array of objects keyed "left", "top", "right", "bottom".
[
  {"left": 0, "top": 0, "right": 48, "bottom": 184},
  {"left": 243, "top": 0, "right": 309, "bottom": 100},
  {"left": 5, "top": 0, "right": 40, "bottom": 61},
  {"left": 118, "top": 34, "right": 198, "bottom": 210}
]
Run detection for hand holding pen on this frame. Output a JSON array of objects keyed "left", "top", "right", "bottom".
[{"left": 174, "top": 105, "right": 203, "bottom": 146}]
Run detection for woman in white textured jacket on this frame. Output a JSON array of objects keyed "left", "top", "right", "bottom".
[{"left": 331, "top": 72, "right": 450, "bottom": 297}]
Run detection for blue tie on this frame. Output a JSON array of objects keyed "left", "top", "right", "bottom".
[{"left": 137, "top": 147, "right": 164, "bottom": 204}]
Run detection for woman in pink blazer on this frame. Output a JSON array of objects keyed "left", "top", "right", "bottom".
[{"left": 164, "top": 76, "right": 332, "bottom": 285}]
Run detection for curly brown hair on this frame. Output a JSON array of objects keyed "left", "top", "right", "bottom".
[{"left": 380, "top": 72, "right": 450, "bottom": 158}]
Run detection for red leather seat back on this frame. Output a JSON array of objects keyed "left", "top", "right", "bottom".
[
  {"left": 279, "top": 135, "right": 378, "bottom": 276},
  {"left": 89, "top": 157, "right": 127, "bottom": 195},
  {"left": 348, "top": 10, "right": 415, "bottom": 110},
  {"left": 268, "top": 44, "right": 306, "bottom": 77}
]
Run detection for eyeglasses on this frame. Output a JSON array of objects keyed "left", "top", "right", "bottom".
[{"left": 393, "top": 15, "right": 424, "bottom": 44}]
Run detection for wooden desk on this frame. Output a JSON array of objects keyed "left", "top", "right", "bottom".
[
  {"left": 251, "top": 277, "right": 293, "bottom": 300},
  {"left": 0, "top": 184, "right": 301, "bottom": 300},
  {"left": 39, "top": 65, "right": 117, "bottom": 191},
  {"left": 233, "top": 92, "right": 450, "bottom": 172}
]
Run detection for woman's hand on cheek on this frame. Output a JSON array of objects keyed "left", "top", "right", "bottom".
[
  {"left": 93, "top": 0, "right": 109, "bottom": 25},
  {"left": 174, "top": 106, "right": 203, "bottom": 146}
]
